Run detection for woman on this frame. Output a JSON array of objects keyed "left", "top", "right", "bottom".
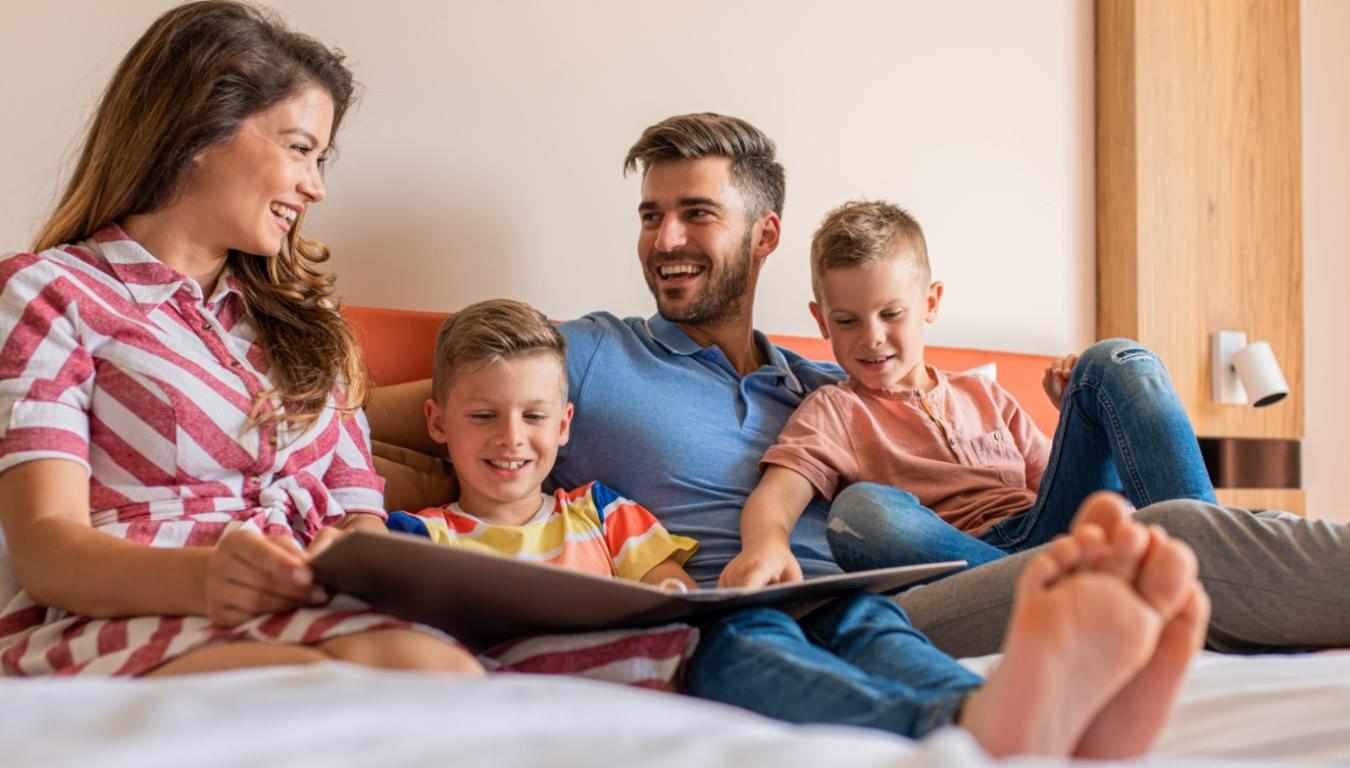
[{"left": 0, "top": 1, "right": 480, "bottom": 677}]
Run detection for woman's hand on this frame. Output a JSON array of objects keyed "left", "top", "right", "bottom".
[
  {"left": 204, "top": 530, "right": 327, "bottom": 627},
  {"left": 718, "top": 541, "right": 804, "bottom": 589},
  {"left": 1041, "top": 353, "right": 1079, "bottom": 410},
  {"left": 306, "top": 511, "right": 388, "bottom": 559}
]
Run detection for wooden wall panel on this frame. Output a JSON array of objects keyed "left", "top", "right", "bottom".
[
  {"left": 1216, "top": 489, "right": 1305, "bottom": 516},
  {"left": 1096, "top": 0, "right": 1304, "bottom": 442}
]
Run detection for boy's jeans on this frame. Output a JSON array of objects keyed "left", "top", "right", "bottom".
[
  {"left": 684, "top": 592, "right": 981, "bottom": 737},
  {"left": 826, "top": 339, "right": 1217, "bottom": 573}
]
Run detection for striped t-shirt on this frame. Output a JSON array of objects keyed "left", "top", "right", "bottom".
[{"left": 389, "top": 481, "right": 698, "bottom": 581}]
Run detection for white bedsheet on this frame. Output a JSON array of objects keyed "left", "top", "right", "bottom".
[{"left": 1, "top": 652, "right": 1346, "bottom": 767}]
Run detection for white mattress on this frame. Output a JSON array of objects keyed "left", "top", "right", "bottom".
[{"left": 1, "top": 651, "right": 1346, "bottom": 767}]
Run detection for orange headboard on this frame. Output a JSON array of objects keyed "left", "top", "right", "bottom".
[{"left": 342, "top": 305, "right": 1059, "bottom": 436}]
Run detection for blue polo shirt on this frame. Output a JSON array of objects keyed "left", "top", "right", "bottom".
[{"left": 550, "top": 312, "right": 845, "bottom": 586}]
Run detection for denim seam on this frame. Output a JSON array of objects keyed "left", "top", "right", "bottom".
[
  {"left": 1088, "top": 375, "right": 1153, "bottom": 506},
  {"left": 991, "top": 380, "right": 1078, "bottom": 548}
]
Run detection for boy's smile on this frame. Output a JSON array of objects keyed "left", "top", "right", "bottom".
[
  {"left": 424, "top": 354, "right": 573, "bottom": 525},
  {"left": 810, "top": 256, "right": 943, "bottom": 394}
]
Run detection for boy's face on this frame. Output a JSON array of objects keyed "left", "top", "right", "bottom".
[
  {"left": 424, "top": 353, "right": 573, "bottom": 519},
  {"left": 809, "top": 255, "right": 943, "bottom": 392}
]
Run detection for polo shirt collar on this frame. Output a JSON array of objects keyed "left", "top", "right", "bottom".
[
  {"left": 646, "top": 314, "right": 704, "bottom": 356},
  {"left": 645, "top": 314, "right": 805, "bottom": 395}
]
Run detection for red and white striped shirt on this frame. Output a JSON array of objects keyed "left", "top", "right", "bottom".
[{"left": 0, "top": 224, "right": 417, "bottom": 676}]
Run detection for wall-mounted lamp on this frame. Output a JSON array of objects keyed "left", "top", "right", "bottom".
[{"left": 1211, "top": 331, "right": 1289, "bottom": 407}]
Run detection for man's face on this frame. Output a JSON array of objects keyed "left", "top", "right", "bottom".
[{"left": 637, "top": 157, "right": 757, "bottom": 326}]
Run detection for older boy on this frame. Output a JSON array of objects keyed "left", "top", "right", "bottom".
[{"left": 721, "top": 200, "right": 1216, "bottom": 588}]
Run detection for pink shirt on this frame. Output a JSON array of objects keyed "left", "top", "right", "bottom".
[{"left": 760, "top": 367, "right": 1051, "bottom": 536}]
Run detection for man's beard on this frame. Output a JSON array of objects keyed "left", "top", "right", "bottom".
[{"left": 646, "top": 229, "right": 753, "bottom": 326}]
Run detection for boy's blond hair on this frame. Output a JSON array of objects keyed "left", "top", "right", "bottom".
[
  {"left": 810, "top": 200, "right": 931, "bottom": 301},
  {"left": 431, "top": 299, "right": 567, "bottom": 402}
]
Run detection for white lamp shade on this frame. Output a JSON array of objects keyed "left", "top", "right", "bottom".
[{"left": 1231, "top": 341, "right": 1289, "bottom": 407}]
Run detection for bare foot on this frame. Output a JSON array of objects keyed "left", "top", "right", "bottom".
[
  {"left": 959, "top": 521, "right": 1160, "bottom": 757},
  {"left": 1073, "top": 512, "right": 1209, "bottom": 759}
]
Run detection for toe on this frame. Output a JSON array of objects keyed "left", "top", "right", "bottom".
[
  {"left": 1070, "top": 491, "right": 1133, "bottom": 537},
  {"left": 1134, "top": 531, "right": 1199, "bottom": 619}
]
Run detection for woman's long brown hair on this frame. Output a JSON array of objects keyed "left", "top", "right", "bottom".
[{"left": 34, "top": 0, "right": 366, "bottom": 430}]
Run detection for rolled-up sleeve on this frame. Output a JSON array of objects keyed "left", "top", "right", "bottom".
[
  {"left": 0, "top": 254, "right": 95, "bottom": 475},
  {"left": 323, "top": 404, "right": 387, "bottom": 520}
]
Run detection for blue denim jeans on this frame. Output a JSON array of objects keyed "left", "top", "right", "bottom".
[
  {"left": 826, "top": 339, "right": 1218, "bottom": 574},
  {"left": 684, "top": 592, "right": 981, "bottom": 738}
]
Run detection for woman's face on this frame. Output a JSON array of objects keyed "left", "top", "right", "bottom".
[{"left": 184, "top": 85, "right": 335, "bottom": 257}]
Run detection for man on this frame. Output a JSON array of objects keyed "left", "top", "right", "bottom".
[
  {"left": 548, "top": 113, "right": 1350, "bottom": 660},
  {"left": 544, "top": 113, "right": 1208, "bottom": 757},
  {"left": 369, "top": 112, "right": 1343, "bottom": 753}
]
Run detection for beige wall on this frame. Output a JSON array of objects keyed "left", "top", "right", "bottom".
[
  {"left": 6, "top": 2, "right": 1343, "bottom": 517},
  {"left": 0, "top": 0, "right": 1094, "bottom": 354},
  {"left": 1302, "top": 0, "right": 1350, "bottom": 522}
]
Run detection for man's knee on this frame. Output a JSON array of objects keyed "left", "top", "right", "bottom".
[{"left": 1134, "top": 498, "right": 1214, "bottom": 543}]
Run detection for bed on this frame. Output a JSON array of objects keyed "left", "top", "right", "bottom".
[
  {"left": 3, "top": 306, "right": 1344, "bottom": 766},
  {"left": 3, "top": 651, "right": 1350, "bottom": 766}
]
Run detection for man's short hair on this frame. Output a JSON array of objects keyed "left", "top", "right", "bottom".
[
  {"left": 810, "top": 200, "right": 931, "bottom": 301},
  {"left": 431, "top": 299, "right": 568, "bottom": 402},
  {"left": 623, "top": 112, "right": 786, "bottom": 219}
]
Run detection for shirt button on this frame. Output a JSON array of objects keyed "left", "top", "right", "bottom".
[
  {"left": 249, "top": 475, "right": 261, "bottom": 483},
  {"left": 948, "top": 437, "right": 957, "bottom": 446},
  {"left": 268, "top": 435, "right": 278, "bottom": 448},
  {"left": 230, "top": 360, "right": 243, "bottom": 368},
  {"left": 200, "top": 322, "right": 212, "bottom": 332},
  {"left": 994, "top": 432, "right": 1003, "bottom": 441}
]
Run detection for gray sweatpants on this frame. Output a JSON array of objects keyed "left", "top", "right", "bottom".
[{"left": 896, "top": 499, "right": 1350, "bottom": 657}]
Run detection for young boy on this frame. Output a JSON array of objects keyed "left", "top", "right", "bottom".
[
  {"left": 387, "top": 297, "right": 1208, "bottom": 759},
  {"left": 720, "top": 200, "right": 1218, "bottom": 588},
  {"left": 386, "top": 298, "right": 699, "bottom": 591}
]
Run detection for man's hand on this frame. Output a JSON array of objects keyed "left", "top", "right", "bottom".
[
  {"left": 1041, "top": 353, "right": 1079, "bottom": 410},
  {"left": 718, "top": 541, "right": 804, "bottom": 589}
]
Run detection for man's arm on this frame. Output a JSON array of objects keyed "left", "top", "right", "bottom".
[{"left": 640, "top": 556, "right": 700, "bottom": 591}]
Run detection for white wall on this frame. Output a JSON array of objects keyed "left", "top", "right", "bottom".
[
  {"left": 6, "top": 2, "right": 1346, "bottom": 520},
  {"left": 1302, "top": 0, "right": 1350, "bottom": 522},
  {"left": 0, "top": 0, "right": 1095, "bottom": 355}
]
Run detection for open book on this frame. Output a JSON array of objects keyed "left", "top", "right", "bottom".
[{"left": 312, "top": 531, "right": 964, "bottom": 651}]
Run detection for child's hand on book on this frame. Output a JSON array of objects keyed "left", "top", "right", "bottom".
[
  {"left": 1041, "top": 353, "right": 1079, "bottom": 410},
  {"left": 717, "top": 542, "right": 804, "bottom": 589}
]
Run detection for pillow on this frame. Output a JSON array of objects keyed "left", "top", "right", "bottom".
[
  {"left": 964, "top": 362, "right": 998, "bottom": 381},
  {"left": 481, "top": 623, "right": 700, "bottom": 691},
  {"left": 371, "top": 439, "right": 458, "bottom": 512}
]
